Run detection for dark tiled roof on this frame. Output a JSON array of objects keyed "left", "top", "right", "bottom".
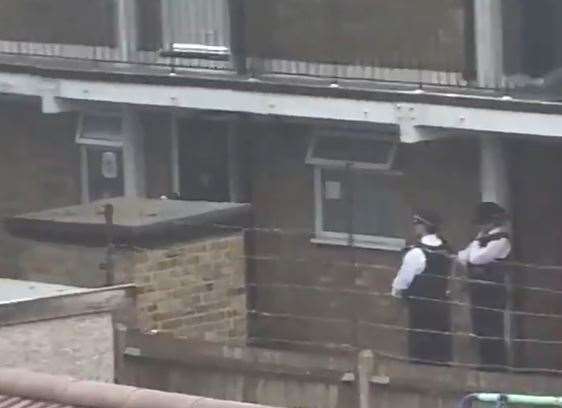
[{"left": 0, "top": 369, "right": 271, "bottom": 408}]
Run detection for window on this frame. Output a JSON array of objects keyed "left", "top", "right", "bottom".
[
  {"left": 307, "top": 132, "right": 406, "bottom": 251},
  {"left": 76, "top": 113, "right": 123, "bottom": 148},
  {"left": 76, "top": 113, "right": 125, "bottom": 202}
]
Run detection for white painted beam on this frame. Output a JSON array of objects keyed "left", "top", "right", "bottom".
[
  {"left": 1, "top": 72, "right": 562, "bottom": 139},
  {"left": 395, "top": 103, "right": 449, "bottom": 143},
  {"left": 122, "top": 106, "right": 146, "bottom": 197},
  {"left": 474, "top": 0, "right": 504, "bottom": 87},
  {"left": 56, "top": 79, "right": 397, "bottom": 125},
  {"left": 481, "top": 137, "right": 510, "bottom": 209},
  {"left": 412, "top": 104, "right": 562, "bottom": 138}
]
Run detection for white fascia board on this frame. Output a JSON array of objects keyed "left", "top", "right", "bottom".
[
  {"left": 413, "top": 104, "right": 562, "bottom": 138},
  {"left": 2, "top": 71, "right": 562, "bottom": 138},
  {"left": 0, "top": 73, "right": 41, "bottom": 96},
  {"left": 56, "top": 79, "right": 397, "bottom": 125}
]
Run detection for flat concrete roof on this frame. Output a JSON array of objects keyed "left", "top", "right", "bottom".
[
  {"left": 0, "top": 278, "right": 87, "bottom": 304},
  {"left": 0, "top": 283, "right": 136, "bottom": 327},
  {"left": 11, "top": 197, "right": 250, "bottom": 227},
  {"left": 5, "top": 197, "right": 251, "bottom": 246}
]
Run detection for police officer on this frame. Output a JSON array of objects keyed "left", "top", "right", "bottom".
[
  {"left": 458, "top": 202, "right": 511, "bottom": 370},
  {"left": 392, "top": 210, "right": 452, "bottom": 364}
]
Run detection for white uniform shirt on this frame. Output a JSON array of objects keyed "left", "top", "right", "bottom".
[
  {"left": 457, "top": 227, "right": 511, "bottom": 266},
  {"left": 391, "top": 234, "right": 443, "bottom": 297}
]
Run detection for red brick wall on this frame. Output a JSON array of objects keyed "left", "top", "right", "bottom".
[
  {"left": 246, "top": 121, "right": 480, "bottom": 353},
  {"left": 132, "top": 234, "right": 247, "bottom": 344},
  {"left": 0, "top": 101, "right": 81, "bottom": 277}
]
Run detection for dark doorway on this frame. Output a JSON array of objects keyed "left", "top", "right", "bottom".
[
  {"left": 508, "top": 140, "right": 562, "bottom": 265},
  {"left": 87, "top": 147, "right": 124, "bottom": 201},
  {"left": 178, "top": 118, "right": 230, "bottom": 202}
]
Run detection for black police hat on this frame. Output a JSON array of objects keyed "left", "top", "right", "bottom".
[
  {"left": 473, "top": 202, "right": 508, "bottom": 225},
  {"left": 413, "top": 209, "right": 442, "bottom": 228}
]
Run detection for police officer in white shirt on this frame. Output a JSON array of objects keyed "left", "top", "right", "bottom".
[
  {"left": 392, "top": 210, "right": 452, "bottom": 364},
  {"left": 458, "top": 202, "right": 511, "bottom": 370}
]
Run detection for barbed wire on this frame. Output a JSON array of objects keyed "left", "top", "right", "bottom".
[
  {"left": 248, "top": 281, "right": 562, "bottom": 321},
  {"left": 249, "top": 310, "right": 562, "bottom": 346},
  {"left": 167, "top": 219, "right": 562, "bottom": 272},
  {"left": 242, "top": 253, "right": 562, "bottom": 297},
  {"left": 249, "top": 335, "right": 562, "bottom": 376},
  {"left": 136, "top": 215, "right": 562, "bottom": 371}
]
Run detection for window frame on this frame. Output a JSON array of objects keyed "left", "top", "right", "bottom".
[
  {"left": 307, "top": 132, "right": 405, "bottom": 252},
  {"left": 75, "top": 112, "right": 124, "bottom": 148},
  {"left": 305, "top": 131, "right": 398, "bottom": 171}
]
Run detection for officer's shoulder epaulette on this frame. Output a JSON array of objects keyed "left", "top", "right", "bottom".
[
  {"left": 478, "top": 232, "right": 510, "bottom": 247},
  {"left": 411, "top": 242, "right": 451, "bottom": 255}
]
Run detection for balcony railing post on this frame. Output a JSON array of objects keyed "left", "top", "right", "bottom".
[{"left": 504, "top": 269, "right": 515, "bottom": 368}]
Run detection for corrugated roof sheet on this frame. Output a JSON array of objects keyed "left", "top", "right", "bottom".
[
  {"left": 0, "top": 369, "right": 272, "bottom": 408},
  {"left": 0, "top": 393, "right": 83, "bottom": 407},
  {"left": 0, "top": 394, "right": 84, "bottom": 407}
]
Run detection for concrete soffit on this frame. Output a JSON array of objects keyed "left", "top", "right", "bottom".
[{"left": 2, "top": 72, "right": 562, "bottom": 142}]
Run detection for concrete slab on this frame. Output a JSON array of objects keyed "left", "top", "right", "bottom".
[
  {"left": 0, "top": 278, "right": 86, "bottom": 304},
  {"left": 5, "top": 197, "right": 252, "bottom": 246},
  {"left": 10, "top": 197, "right": 250, "bottom": 227}
]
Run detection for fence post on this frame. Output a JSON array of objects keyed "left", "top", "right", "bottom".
[
  {"left": 504, "top": 270, "right": 514, "bottom": 369},
  {"left": 358, "top": 349, "right": 375, "bottom": 408},
  {"left": 102, "top": 203, "right": 115, "bottom": 286}
]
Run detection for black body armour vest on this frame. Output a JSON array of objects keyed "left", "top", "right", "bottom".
[
  {"left": 467, "top": 232, "right": 510, "bottom": 281},
  {"left": 403, "top": 241, "right": 451, "bottom": 300}
]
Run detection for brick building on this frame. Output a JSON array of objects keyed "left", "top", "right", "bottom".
[
  {"left": 6, "top": 197, "right": 250, "bottom": 343},
  {"left": 1, "top": 0, "right": 562, "bottom": 398}
]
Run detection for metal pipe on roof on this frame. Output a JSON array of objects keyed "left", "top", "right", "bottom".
[{"left": 460, "top": 393, "right": 562, "bottom": 408}]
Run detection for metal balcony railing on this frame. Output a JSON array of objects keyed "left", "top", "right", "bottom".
[
  {"left": 0, "top": 0, "right": 559, "bottom": 100},
  {"left": 0, "top": 0, "right": 234, "bottom": 72}
]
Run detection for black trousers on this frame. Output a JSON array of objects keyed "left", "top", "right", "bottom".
[
  {"left": 408, "top": 297, "right": 452, "bottom": 364},
  {"left": 469, "top": 268, "right": 507, "bottom": 368}
]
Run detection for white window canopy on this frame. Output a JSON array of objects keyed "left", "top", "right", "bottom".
[
  {"left": 76, "top": 113, "right": 123, "bottom": 148},
  {"left": 306, "top": 130, "right": 398, "bottom": 171},
  {"left": 160, "top": 43, "right": 231, "bottom": 61}
]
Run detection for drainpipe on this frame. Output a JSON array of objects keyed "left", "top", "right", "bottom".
[
  {"left": 480, "top": 135, "right": 514, "bottom": 368},
  {"left": 460, "top": 394, "right": 562, "bottom": 408}
]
